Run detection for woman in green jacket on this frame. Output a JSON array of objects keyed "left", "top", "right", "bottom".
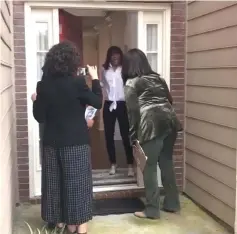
[{"left": 122, "top": 48, "right": 182, "bottom": 219}]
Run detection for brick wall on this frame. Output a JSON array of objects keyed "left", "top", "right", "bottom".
[
  {"left": 13, "top": 1, "right": 186, "bottom": 201},
  {"left": 13, "top": 1, "right": 28, "bottom": 202},
  {"left": 170, "top": 1, "right": 186, "bottom": 190}
]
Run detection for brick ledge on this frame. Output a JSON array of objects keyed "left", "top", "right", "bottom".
[{"left": 27, "top": 188, "right": 144, "bottom": 204}]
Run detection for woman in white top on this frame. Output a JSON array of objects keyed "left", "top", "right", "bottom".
[{"left": 101, "top": 46, "right": 134, "bottom": 176}]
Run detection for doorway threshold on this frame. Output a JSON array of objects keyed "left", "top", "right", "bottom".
[
  {"left": 93, "top": 183, "right": 143, "bottom": 193},
  {"left": 93, "top": 184, "right": 145, "bottom": 200}
]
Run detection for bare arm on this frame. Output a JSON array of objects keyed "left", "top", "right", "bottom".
[{"left": 100, "top": 67, "right": 105, "bottom": 87}]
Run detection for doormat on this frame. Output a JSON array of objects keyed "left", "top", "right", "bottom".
[{"left": 93, "top": 198, "right": 145, "bottom": 216}]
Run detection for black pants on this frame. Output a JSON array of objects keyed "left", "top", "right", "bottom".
[
  {"left": 103, "top": 101, "right": 133, "bottom": 165},
  {"left": 141, "top": 131, "right": 180, "bottom": 218}
]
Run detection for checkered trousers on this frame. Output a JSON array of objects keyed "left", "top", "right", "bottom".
[{"left": 41, "top": 145, "right": 93, "bottom": 225}]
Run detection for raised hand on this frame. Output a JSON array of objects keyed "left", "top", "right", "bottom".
[{"left": 87, "top": 65, "right": 98, "bottom": 80}]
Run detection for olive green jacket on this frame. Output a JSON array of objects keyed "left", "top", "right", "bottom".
[{"left": 124, "top": 74, "right": 182, "bottom": 145}]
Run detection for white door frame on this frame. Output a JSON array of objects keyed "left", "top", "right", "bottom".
[
  {"left": 25, "top": 7, "right": 60, "bottom": 198},
  {"left": 25, "top": 1, "right": 171, "bottom": 197}
]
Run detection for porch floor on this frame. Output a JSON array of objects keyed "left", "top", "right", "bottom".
[{"left": 13, "top": 196, "right": 231, "bottom": 234}]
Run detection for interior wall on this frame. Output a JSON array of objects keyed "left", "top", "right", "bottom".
[
  {"left": 82, "top": 12, "right": 128, "bottom": 168},
  {"left": 124, "top": 12, "right": 138, "bottom": 50},
  {"left": 83, "top": 35, "right": 98, "bottom": 66},
  {"left": 111, "top": 11, "right": 127, "bottom": 51},
  {"left": 96, "top": 11, "right": 127, "bottom": 134},
  {"left": 59, "top": 10, "right": 83, "bottom": 65},
  {"left": 82, "top": 34, "right": 98, "bottom": 88}
]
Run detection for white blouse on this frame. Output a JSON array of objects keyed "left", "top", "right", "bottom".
[{"left": 100, "top": 65, "right": 125, "bottom": 111}]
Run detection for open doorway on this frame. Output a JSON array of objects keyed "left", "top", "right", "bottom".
[
  {"left": 26, "top": 3, "right": 170, "bottom": 197},
  {"left": 59, "top": 9, "right": 137, "bottom": 187}
]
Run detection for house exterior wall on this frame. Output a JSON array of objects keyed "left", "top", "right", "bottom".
[
  {"left": 0, "top": 1, "right": 18, "bottom": 233},
  {"left": 13, "top": 1, "right": 185, "bottom": 201},
  {"left": 185, "top": 1, "right": 237, "bottom": 228}
]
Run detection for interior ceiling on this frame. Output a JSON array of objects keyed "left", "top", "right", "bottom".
[
  {"left": 64, "top": 8, "right": 107, "bottom": 17},
  {"left": 82, "top": 17, "right": 105, "bottom": 29},
  {"left": 64, "top": 8, "right": 111, "bottom": 31}
]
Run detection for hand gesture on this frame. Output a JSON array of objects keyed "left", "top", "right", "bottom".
[
  {"left": 87, "top": 65, "right": 98, "bottom": 80},
  {"left": 87, "top": 119, "right": 94, "bottom": 128},
  {"left": 31, "top": 93, "right": 37, "bottom": 102}
]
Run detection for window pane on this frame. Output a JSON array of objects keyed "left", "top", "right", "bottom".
[
  {"left": 36, "top": 22, "right": 49, "bottom": 51},
  {"left": 37, "top": 53, "right": 46, "bottom": 81},
  {"left": 146, "top": 24, "right": 158, "bottom": 51},
  {"left": 147, "top": 53, "right": 158, "bottom": 72}
]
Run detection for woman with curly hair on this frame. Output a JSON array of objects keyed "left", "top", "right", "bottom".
[{"left": 31, "top": 41, "right": 102, "bottom": 233}]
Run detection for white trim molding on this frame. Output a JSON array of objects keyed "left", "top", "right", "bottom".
[
  {"left": 163, "top": 6, "right": 171, "bottom": 89},
  {"left": 27, "top": 1, "right": 171, "bottom": 11},
  {"left": 24, "top": 1, "right": 171, "bottom": 197},
  {"left": 24, "top": 3, "right": 35, "bottom": 198},
  {"left": 25, "top": 6, "right": 60, "bottom": 197}
]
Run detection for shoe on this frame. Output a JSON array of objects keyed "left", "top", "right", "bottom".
[
  {"left": 128, "top": 166, "right": 135, "bottom": 177},
  {"left": 67, "top": 231, "right": 76, "bottom": 234},
  {"left": 67, "top": 225, "right": 77, "bottom": 233},
  {"left": 109, "top": 165, "right": 117, "bottom": 175},
  {"left": 161, "top": 207, "right": 180, "bottom": 213},
  {"left": 134, "top": 211, "right": 159, "bottom": 220},
  {"left": 47, "top": 223, "right": 55, "bottom": 230},
  {"left": 76, "top": 226, "right": 87, "bottom": 234},
  {"left": 67, "top": 229, "right": 77, "bottom": 234},
  {"left": 56, "top": 223, "right": 65, "bottom": 228}
]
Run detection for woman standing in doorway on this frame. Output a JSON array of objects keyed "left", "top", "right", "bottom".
[{"left": 101, "top": 46, "right": 134, "bottom": 176}]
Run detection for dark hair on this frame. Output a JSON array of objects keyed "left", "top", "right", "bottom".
[
  {"left": 42, "top": 41, "right": 80, "bottom": 78},
  {"left": 103, "top": 46, "right": 123, "bottom": 70},
  {"left": 122, "top": 48, "right": 157, "bottom": 83}
]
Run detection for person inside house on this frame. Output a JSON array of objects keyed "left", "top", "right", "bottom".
[
  {"left": 122, "top": 48, "right": 182, "bottom": 219},
  {"left": 31, "top": 41, "right": 102, "bottom": 234},
  {"left": 101, "top": 46, "right": 134, "bottom": 176}
]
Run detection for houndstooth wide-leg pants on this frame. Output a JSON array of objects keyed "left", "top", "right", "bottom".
[{"left": 41, "top": 145, "right": 93, "bottom": 225}]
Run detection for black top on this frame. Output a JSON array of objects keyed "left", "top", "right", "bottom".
[
  {"left": 124, "top": 74, "right": 182, "bottom": 145},
  {"left": 33, "top": 75, "right": 102, "bottom": 147}
]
